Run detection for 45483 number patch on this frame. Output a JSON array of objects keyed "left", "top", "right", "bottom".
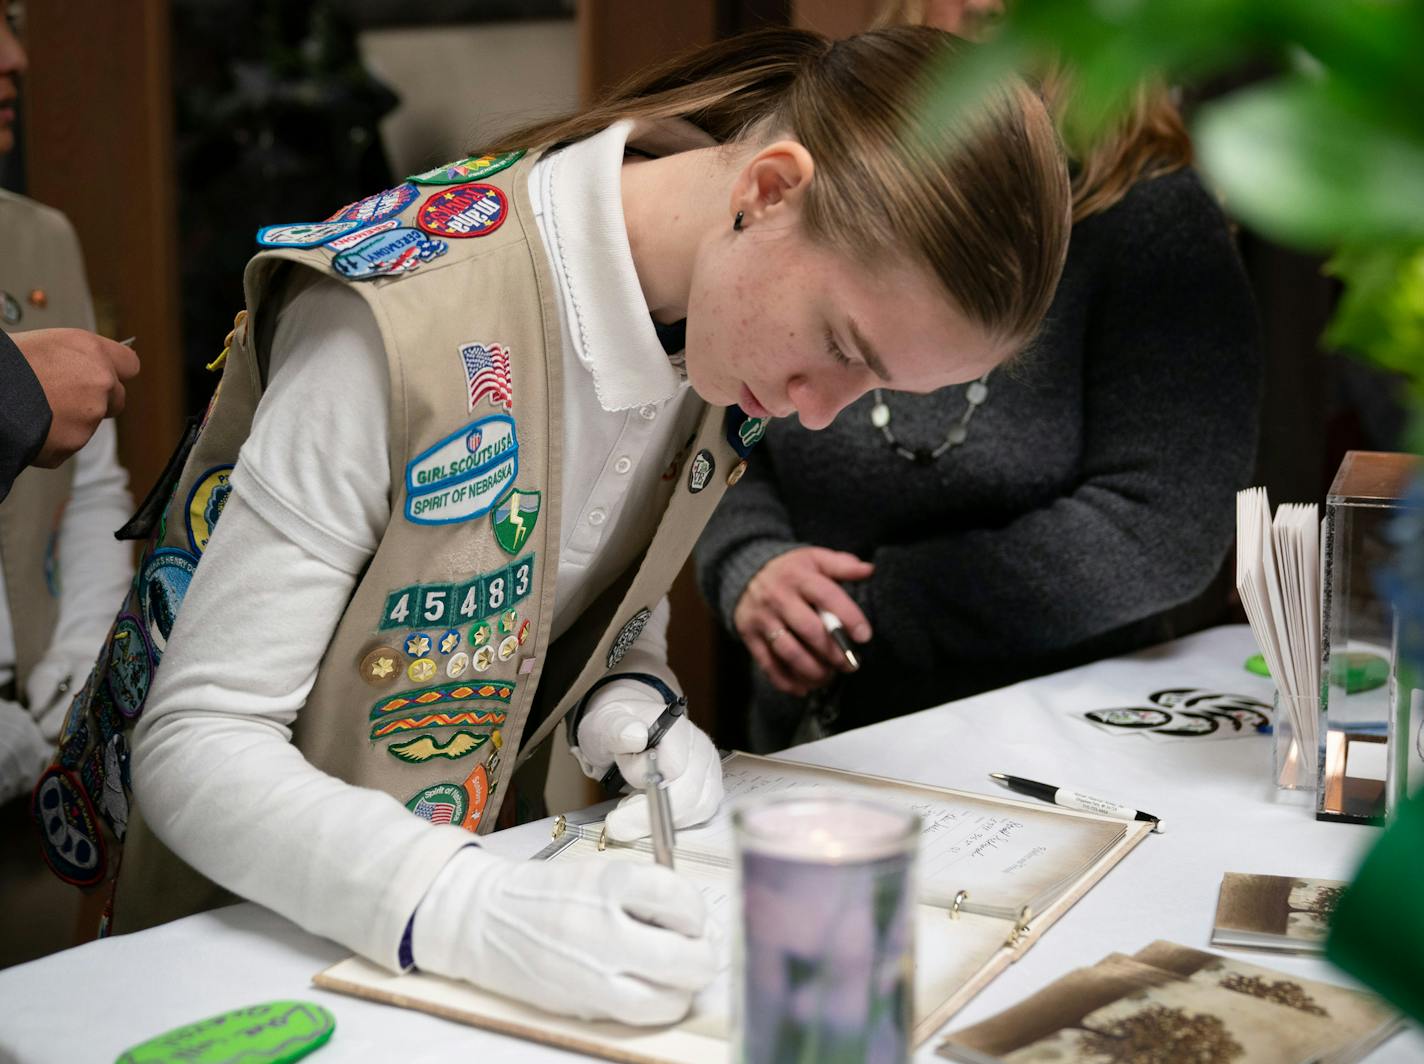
[{"left": 379, "top": 555, "right": 534, "bottom": 631}]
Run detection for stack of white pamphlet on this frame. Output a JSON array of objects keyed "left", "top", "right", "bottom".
[{"left": 1236, "top": 487, "right": 1321, "bottom": 786}]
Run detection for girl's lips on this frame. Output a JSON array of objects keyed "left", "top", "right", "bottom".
[{"left": 739, "top": 384, "right": 773, "bottom": 419}]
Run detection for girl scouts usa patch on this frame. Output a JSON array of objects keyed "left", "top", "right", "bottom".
[
  {"left": 417, "top": 183, "right": 507, "bottom": 238},
  {"left": 404, "top": 414, "right": 518, "bottom": 525}
]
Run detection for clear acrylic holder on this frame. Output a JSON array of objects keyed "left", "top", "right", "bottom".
[{"left": 1273, "top": 691, "right": 1318, "bottom": 797}]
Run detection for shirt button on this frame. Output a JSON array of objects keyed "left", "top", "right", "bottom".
[
  {"left": 639, "top": 404, "right": 658, "bottom": 421},
  {"left": 613, "top": 456, "right": 632, "bottom": 475},
  {"left": 588, "top": 509, "right": 607, "bottom": 526}
]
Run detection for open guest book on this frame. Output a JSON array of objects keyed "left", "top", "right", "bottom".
[{"left": 314, "top": 754, "right": 1152, "bottom": 1064}]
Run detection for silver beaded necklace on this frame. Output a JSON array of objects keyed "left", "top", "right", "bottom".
[{"left": 869, "top": 370, "right": 993, "bottom": 464}]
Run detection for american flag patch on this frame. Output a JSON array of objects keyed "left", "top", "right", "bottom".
[
  {"left": 413, "top": 799, "right": 457, "bottom": 825},
  {"left": 459, "top": 341, "right": 513, "bottom": 412}
]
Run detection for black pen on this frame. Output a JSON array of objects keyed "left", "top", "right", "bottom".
[
  {"left": 818, "top": 610, "right": 861, "bottom": 671},
  {"left": 989, "top": 772, "right": 1162, "bottom": 832},
  {"left": 601, "top": 696, "right": 687, "bottom": 790}
]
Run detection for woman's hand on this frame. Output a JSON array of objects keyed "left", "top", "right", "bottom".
[{"left": 733, "top": 547, "right": 873, "bottom": 696}]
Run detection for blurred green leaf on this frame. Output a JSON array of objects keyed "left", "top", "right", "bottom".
[
  {"left": 1195, "top": 80, "right": 1424, "bottom": 248},
  {"left": 1326, "top": 244, "right": 1424, "bottom": 381}
]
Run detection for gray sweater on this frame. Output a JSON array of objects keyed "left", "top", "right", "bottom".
[{"left": 695, "top": 168, "right": 1262, "bottom": 747}]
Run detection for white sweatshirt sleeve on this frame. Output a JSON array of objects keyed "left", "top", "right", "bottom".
[
  {"left": 130, "top": 281, "right": 472, "bottom": 968},
  {"left": 25, "top": 420, "right": 135, "bottom": 738}
]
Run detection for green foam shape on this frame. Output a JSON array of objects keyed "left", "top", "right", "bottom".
[
  {"left": 115, "top": 1000, "right": 335, "bottom": 1064},
  {"left": 1244, "top": 653, "right": 1271, "bottom": 678}
]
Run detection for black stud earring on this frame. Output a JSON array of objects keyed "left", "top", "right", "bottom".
[{"left": 733, "top": 211, "right": 745, "bottom": 232}]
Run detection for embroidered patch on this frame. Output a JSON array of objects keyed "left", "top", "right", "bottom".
[
  {"left": 497, "top": 635, "right": 518, "bottom": 662},
  {"left": 409, "top": 150, "right": 525, "bottom": 186},
  {"left": 359, "top": 646, "right": 403, "bottom": 686},
  {"left": 255, "top": 220, "right": 362, "bottom": 248},
  {"left": 372, "top": 709, "right": 507, "bottom": 741},
  {"left": 405, "top": 782, "right": 467, "bottom": 826},
  {"left": 493, "top": 490, "right": 540, "bottom": 555},
  {"left": 57, "top": 701, "right": 90, "bottom": 771},
  {"left": 416, "top": 182, "right": 508, "bottom": 238},
  {"left": 445, "top": 651, "right": 470, "bottom": 679},
  {"left": 387, "top": 731, "right": 489, "bottom": 763},
  {"left": 330, "top": 225, "right": 447, "bottom": 281},
  {"left": 461, "top": 762, "right": 491, "bottom": 831},
  {"left": 608, "top": 607, "right": 652, "bottom": 669},
  {"left": 185, "top": 464, "right": 233, "bottom": 555},
  {"left": 407, "top": 657, "right": 438, "bottom": 684},
  {"left": 140, "top": 548, "right": 198, "bottom": 662},
  {"left": 371, "top": 682, "right": 514, "bottom": 723},
  {"left": 459, "top": 341, "right": 513, "bottom": 412},
  {"left": 84, "top": 734, "right": 130, "bottom": 841},
  {"left": 324, "top": 218, "right": 400, "bottom": 252},
  {"left": 725, "top": 404, "right": 770, "bottom": 458},
  {"left": 107, "top": 614, "right": 154, "bottom": 719},
  {"left": 327, "top": 182, "right": 419, "bottom": 226},
  {"left": 687, "top": 449, "right": 714, "bottom": 493},
  {"left": 32, "top": 768, "right": 105, "bottom": 887},
  {"left": 472, "top": 645, "right": 495, "bottom": 672},
  {"left": 1, "top": 290, "right": 20, "bottom": 325},
  {"left": 404, "top": 632, "right": 432, "bottom": 658},
  {"left": 404, "top": 414, "right": 518, "bottom": 526},
  {"left": 380, "top": 555, "right": 535, "bottom": 631}
]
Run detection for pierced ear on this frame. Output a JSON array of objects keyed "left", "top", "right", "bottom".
[{"left": 729, "top": 140, "right": 815, "bottom": 228}]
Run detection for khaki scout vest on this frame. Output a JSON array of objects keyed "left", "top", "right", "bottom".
[
  {"left": 36, "top": 147, "right": 767, "bottom": 934},
  {"left": 0, "top": 190, "right": 95, "bottom": 698}
]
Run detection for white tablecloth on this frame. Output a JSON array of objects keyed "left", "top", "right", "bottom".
[{"left": 1, "top": 625, "right": 1419, "bottom": 1062}]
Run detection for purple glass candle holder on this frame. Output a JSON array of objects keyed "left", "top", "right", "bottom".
[{"left": 733, "top": 795, "right": 919, "bottom": 1064}]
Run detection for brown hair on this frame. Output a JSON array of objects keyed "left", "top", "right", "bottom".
[
  {"left": 876, "top": 1, "right": 1193, "bottom": 222},
  {"left": 491, "top": 27, "right": 1069, "bottom": 350}
]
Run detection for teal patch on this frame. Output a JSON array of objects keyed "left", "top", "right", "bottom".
[
  {"left": 107, "top": 614, "right": 154, "bottom": 720},
  {"left": 380, "top": 554, "right": 534, "bottom": 630},
  {"left": 114, "top": 1000, "right": 335, "bottom": 1064},
  {"left": 405, "top": 782, "right": 468, "bottom": 825}
]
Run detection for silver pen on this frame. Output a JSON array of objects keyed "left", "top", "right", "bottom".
[{"left": 646, "top": 750, "right": 676, "bottom": 869}]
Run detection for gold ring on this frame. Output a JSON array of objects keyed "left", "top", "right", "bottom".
[{"left": 766, "top": 628, "right": 787, "bottom": 643}]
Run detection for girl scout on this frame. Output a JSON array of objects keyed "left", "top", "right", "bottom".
[{"left": 37, "top": 27, "right": 1069, "bottom": 1024}]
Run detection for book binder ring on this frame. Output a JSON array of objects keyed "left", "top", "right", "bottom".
[{"left": 951, "top": 890, "right": 969, "bottom": 920}]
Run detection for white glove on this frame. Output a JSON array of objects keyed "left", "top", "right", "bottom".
[
  {"left": 411, "top": 846, "right": 716, "bottom": 1025},
  {"left": 573, "top": 683, "right": 724, "bottom": 842},
  {"left": 0, "top": 697, "right": 53, "bottom": 804}
]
